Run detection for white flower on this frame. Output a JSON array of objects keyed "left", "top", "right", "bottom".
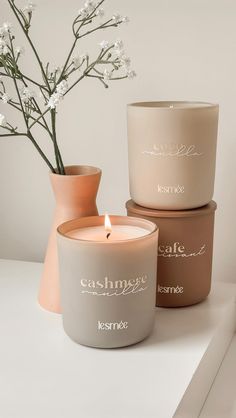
[
  {"left": 72, "top": 55, "right": 82, "bottom": 69},
  {"left": 80, "top": 53, "right": 88, "bottom": 61},
  {"left": 126, "top": 69, "right": 136, "bottom": 79},
  {"left": 0, "top": 114, "right": 7, "bottom": 127},
  {"left": 114, "top": 39, "right": 124, "bottom": 49},
  {"left": 78, "top": 8, "right": 89, "bottom": 18},
  {"left": 23, "top": 2, "right": 36, "bottom": 13},
  {"left": 56, "top": 80, "right": 68, "bottom": 95},
  {"left": 72, "top": 54, "right": 87, "bottom": 69},
  {"left": 47, "top": 80, "right": 68, "bottom": 109},
  {"left": 114, "top": 39, "right": 124, "bottom": 51},
  {"left": 53, "top": 66, "right": 62, "bottom": 76},
  {"left": 99, "top": 40, "right": 109, "bottom": 50},
  {"left": 122, "top": 16, "right": 129, "bottom": 23},
  {"left": 114, "top": 49, "right": 124, "bottom": 58},
  {"left": 0, "top": 22, "right": 12, "bottom": 35},
  {"left": 0, "top": 39, "right": 8, "bottom": 55},
  {"left": 112, "top": 14, "right": 122, "bottom": 24},
  {"left": 103, "top": 69, "right": 112, "bottom": 81},
  {"left": 96, "top": 8, "right": 104, "bottom": 17},
  {"left": 1, "top": 93, "right": 11, "bottom": 104},
  {"left": 15, "top": 46, "right": 25, "bottom": 56},
  {"left": 112, "top": 15, "right": 129, "bottom": 24},
  {"left": 47, "top": 93, "right": 61, "bottom": 109},
  {"left": 20, "top": 87, "right": 36, "bottom": 103},
  {"left": 78, "top": 1, "right": 95, "bottom": 18},
  {"left": 84, "top": 0, "right": 95, "bottom": 8},
  {"left": 120, "top": 55, "right": 131, "bottom": 68}
]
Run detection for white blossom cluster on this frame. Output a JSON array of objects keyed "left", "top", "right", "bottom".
[
  {"left": 47, "top": 80, "right": 68, "bottom": 109},
  {"left": 71, "top": 53, "right": 88, "bottom": 70},
  {"left": 0, "top": 22, "right": 25, "bottom": 58},
  {"left": 78, "top": 1, "right": 128, "bottom": 24},
  {"left": 0, "top": 0, "right": 135, "bottom": 152},
  {"left": 0, "top": 113, "right": 7, "bottom": 127},
  {"left": 112, "top": 14, "right": 129, "bottom": 25},
  {"left": 98, "top": 38, "right": 136, "bottom": 81},
  {"left": 0, "top": 22, "right": 12, "bottom": 36},
  {"left": 78, "top": 1, "right": 104, "bottom": 19},
  {"left": 20, "top": 86, "right": 36, "bottom": 103},
  {"left": 23, "top": 2, "right": 36, "bottom": 13},
  {"left": 1, "top": 93, "right": 11, "bottom": 104},
  {"left": 0, "top": 38, "right": 8, "bottom": 55},
  {"left": 15, "top": 46, "right": 25, "bottom": 56},
  {"left": 0, "top": 22, "right": 12, "bottom": 55}
]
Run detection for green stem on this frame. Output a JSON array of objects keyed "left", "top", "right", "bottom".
[
  {"left": 0, "top": 128, "right": 55, "bottom": 171},
  {"left": 65, "top": 73, "right": 88, "bottom": 95},
  {"left": 27, "top": 131, "right": 56, "bottom": 172},
  {"left": 86, "top": 74, "right": 108, "bottom": 88},
  {"left": 78, "top": 19, "right": 114, "bottom": 40},
  {"left": 9, "top": 38, "right": 29, "bottom": 129},
  {"left": 29, "top": 109, "right": 50, "bottom": 129},
  {"left": 58, "top": 38, "right": 77, "bottom": 85},
  {"left": 20, "top": 73, "right": 48, "bottom": 91},
  {"left": 5, "top": 99, "right": 50, "bottom": 131},
  {"left": 51, "top": 110, "right": 65, "bottom": 175},
  {"left": 65, "top": 50, "right": 104, "bottom": 96},
  {"left": 0, "top": 133, "right": 26, "bottom": 137},
  {"left": 8, "top": 36, "right": 55, "bottom": 172},
  {"left": 7, "top": 0, "right": 51, "bottom": 92},
  {"left": 109, "top": 76, "right": 128, "bottom": 81},
  {"left": 19, "top": 77, "right": 52, "bottom": 136},
  {"left": 57, "top": 0, "right": 105, "bottom": 86}
]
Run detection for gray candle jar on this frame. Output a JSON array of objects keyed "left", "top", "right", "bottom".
[
  {"left": 127, "top": 101, "right": 219, "bottom": 210},
  {"left": 57, "top": 216, "right": 158, "bottom": 348}
]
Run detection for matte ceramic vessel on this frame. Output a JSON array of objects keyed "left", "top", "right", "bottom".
[
  {"left": 127, "top": 101, "right": 219, "bottom": 210},
  {"left": 126, "top": 200, "right": 217, "bottom": 308},
  {"left": 57, "top": 216, "right": 158, "bottom": 348},
  {"left": 38, "top": 165, "right": 101, "bottom": 313}
]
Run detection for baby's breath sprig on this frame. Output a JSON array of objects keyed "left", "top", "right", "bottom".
[{"left": 0, "top": 0, "right": 136, "bottom": 175}]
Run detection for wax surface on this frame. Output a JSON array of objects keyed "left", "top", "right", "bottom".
[{"left": 67, "top": 225, "right": 149, "bottom": 241}]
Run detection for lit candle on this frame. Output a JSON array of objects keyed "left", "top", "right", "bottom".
[
  {"left": 68, "top": 214, "right": 150, "bottom": 241},
  {"left": 57, "top": 215, "right": 159, "bottom": 349}
]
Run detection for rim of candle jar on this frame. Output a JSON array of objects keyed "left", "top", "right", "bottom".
[
  {"left": 127, "top": 101, "right": 219, "bottom": 110},
  {"left": 126, "top": 200, "right": 217, "bottom": 218},
  {"left": 51, "top": 165, "right": 102, "bottom": 177},
  {"left": 57, "top": 215, "right": 158, "bottom": 244}
]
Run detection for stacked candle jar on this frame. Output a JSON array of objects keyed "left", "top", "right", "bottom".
[{"left": 126, "top": 101, "right": 219, "bottom": 307}]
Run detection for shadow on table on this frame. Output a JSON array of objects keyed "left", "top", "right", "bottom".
[{"left": 129, "top": 289, "right": 233, "bottom": 349}]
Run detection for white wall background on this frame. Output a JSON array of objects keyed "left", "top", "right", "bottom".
[{"left": 0, "top": 0, "right": 235, "bottom": 283}]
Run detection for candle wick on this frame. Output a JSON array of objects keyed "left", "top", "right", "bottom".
[{"left": 106, "top": 233, "right": 111, "bottom": 240}]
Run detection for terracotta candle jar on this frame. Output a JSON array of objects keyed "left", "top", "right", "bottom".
[
  {"left": 57, "top": 215, "right": 158, "bottom": 348},
  {"left": 126, "top": 200, "right": 217, "bottom": 308},
  {"left": 127, "top": 101, "right": 219, "bottom": 210}
]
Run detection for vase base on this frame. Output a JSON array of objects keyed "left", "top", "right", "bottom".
[{"left": 38, "top": 296, "right": 62, "bottom": 314}]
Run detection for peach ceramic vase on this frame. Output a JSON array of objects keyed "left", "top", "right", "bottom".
[{"left": 38, "top": 165, "right": 102, "bottom": 313}]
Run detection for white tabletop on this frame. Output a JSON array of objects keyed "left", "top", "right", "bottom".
[{"left": 0, "top": 259, "right": 235, "bottom": 418}]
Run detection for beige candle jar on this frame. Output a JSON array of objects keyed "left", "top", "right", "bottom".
[
  {"left": 57, "top": 216, "right": 158, "bottom": 348},
  {"left": 127, "top": 101, "right": 219, "bottom": 210},
  {"left": 126, "top": 200, "right": 217, "bottom": 308}
]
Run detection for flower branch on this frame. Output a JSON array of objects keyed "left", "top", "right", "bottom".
[{"left": 0, "top": 0, "right": 136, "bottom": 174}]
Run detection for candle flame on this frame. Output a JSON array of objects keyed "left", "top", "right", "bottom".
[{"left": 105, "top": 213, "right": 112, "bottom": 239}]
